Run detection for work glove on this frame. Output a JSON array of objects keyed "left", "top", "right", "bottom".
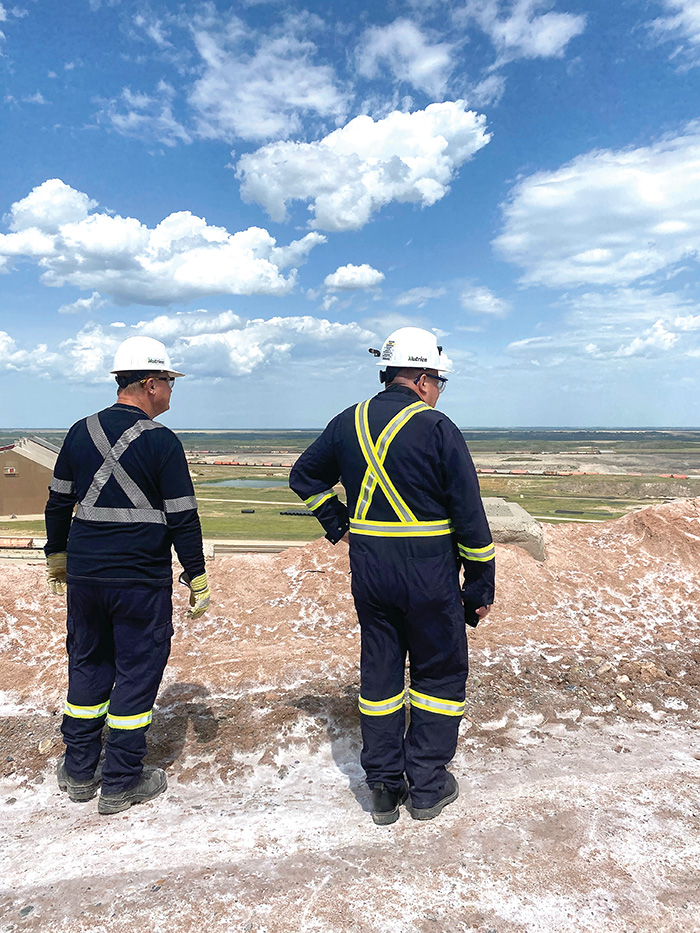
[
  {"left": 179, "top": 571, "right": 210, "bottom": 619},
  {"left": 46, "top": 552, "right": 67, "bottom": 596}
]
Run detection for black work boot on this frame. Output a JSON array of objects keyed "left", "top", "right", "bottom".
[
  {"left": 98, "top": 766, "right": 167, "bottom": 815},
  {"left": 370, "top": 779, "right": 408, "bottom": 825},
  {"left": 408, "top": 771, "right": 459, "bottom": 821},
  {"left": 56, "top": 754, "right": 99, "bottom": 803}
]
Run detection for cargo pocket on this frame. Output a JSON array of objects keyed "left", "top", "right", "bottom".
[
  {"left": 65, "top": 616, "right": 75, "bottom": 654},
  {"left": 409, "top": 553, "right": 458, "bottom": 603},
  {"left": 154, "top": 620, "right": 174, "bottom": 645}
]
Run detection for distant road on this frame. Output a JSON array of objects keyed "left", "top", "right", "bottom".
[{"left": 195, "top": 496, "right": 296, "bottom": 506}]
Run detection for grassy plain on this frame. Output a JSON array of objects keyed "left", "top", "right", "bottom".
[{"left": 2, "top": 428, "right": 699, "bottom": 539}]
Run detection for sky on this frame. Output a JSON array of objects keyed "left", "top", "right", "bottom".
[{"left": 2, "top": 0, "right": 700, "bottom": 428}]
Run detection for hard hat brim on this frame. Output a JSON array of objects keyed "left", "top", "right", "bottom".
[{"left": 110, "top": 368, "right": 186, "bottom": 377}]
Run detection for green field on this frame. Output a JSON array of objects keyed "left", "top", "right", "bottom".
[{"left": 2, "top": 428, "right": 699, "bottom": 539}]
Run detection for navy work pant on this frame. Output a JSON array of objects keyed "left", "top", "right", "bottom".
[
  {"left": 61, "top": 582, "right": 173, "bottom": 794},
  {"left": 350, "top": 541, "right": 468, "bottom": 809}
]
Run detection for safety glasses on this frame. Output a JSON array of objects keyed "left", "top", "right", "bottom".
[
  {"left": 141, "top": 376, "right": 175, "bottom": 388},
  {"left": 414, "top": 372, "right": 448, "bottom": 394}
]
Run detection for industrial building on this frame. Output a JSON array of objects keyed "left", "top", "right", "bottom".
[{"left": 0, "top": 436, "right": 58, "bottom": 516}]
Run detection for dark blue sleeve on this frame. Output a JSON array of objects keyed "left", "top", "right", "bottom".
[
  {"left": 437, "top": 420, "right": 495, "bottom": 610},
  {"left": 44, "top": 424, "right": 79, "bottom": 556},
  {"left": 289, "top": 416, "right": 349, "bottom": 544},
  {"left": 159, "top": 433, "right": 206, "bottom": 578}
]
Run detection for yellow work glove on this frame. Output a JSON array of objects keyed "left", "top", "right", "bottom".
[
  {"left": 46, "top": 552, "right": 67, "bottom": 596},
  {"left": 179, "top": 571, "right": 210, "bottom": 619}
]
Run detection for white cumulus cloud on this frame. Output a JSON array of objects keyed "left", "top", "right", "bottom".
[
  {"left": 0, "top": 179, "right": 326, "bottom": 305},
  {"left": 59, "top": 291, "right": 107, "bottom": 315},
  {"left": 188, "top": 14, "right": 348, "bottom": 142},
  {"left": 494, "top": 129, "right": 700, "bottom": 288},
  {"left": 613, "top": 320, "right": 679, "bottom": 358},
  {"left": 460, "top": 284, "right": 511, "bottom": 315},
  {"left": 0, "top": 311, "right": 378, "bottom": 382},
  {"left": 104, "top": 83, "right": 192, "bottom": 147},
  {"left": 395, "top": 286, "right": 447, "bottom": 307},
  {"left": 324, "top": 263, "right": 385, "bottom": 291},
  {"left": 459, "top": 0, "right": 586, "bottom": 62},
  {"left": 356, "top": 19, "right": 453, "bottom": 96},
  {"left": 236, "top": 101, "right": 491, "bottom": 231}
]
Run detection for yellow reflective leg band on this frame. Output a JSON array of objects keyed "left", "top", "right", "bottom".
[
  {"left": 409, "top": 688, "right": 465, "bottom": 717},
  {"left": 64, "top": 700, "right": 109, "bottom": 719},
  {"left": 358, "top": 690, "right": 405, "bottom": 716},
  {"left": 107, "top": 710, "right": 153, "bottom": 730}
]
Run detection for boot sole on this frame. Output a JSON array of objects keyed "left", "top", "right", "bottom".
[
  {"left": 57, "top": 758, "right": 98, "bottom": 802},
  {"left": 372, "top": 807, "right": 401, "bottom": 825},
  {"left": 409, "top": 784, "right": 459, "bottom": 821},
  {"left": 98, "top": 773, "right": 167, "bottom": 815},
  {"left": 371, "top": 789, "right": 408, "bottom": 825},
  {"left": 57, "top": 779, "right": 98, "bottom": 803}
]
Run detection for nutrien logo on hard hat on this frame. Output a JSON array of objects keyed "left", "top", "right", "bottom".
[
  {"left": 381, "top": 340, "right": 395, "bottom": 361},
  {"left": 148, "top": 357, "right": 165, "bottom": 365},
  {"left": 408, "top": 355, "right": 427, "bottom": 362}
]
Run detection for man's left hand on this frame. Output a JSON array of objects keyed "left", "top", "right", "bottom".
[{"left": 180, "top": 571, "right": 211, "bottom": 619}]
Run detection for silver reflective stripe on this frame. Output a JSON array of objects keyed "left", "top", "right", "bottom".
[
  {"left": 409, "top": 688, "right": 465, "bottom": 717},
  {"left": 50, "top": 477, "right": 75, "bottom": 494},
  {"left": 458, "top": 542, "right": 496, "bottom": 562},
  {"left": 358, "top": 690, "right": 405, "bottom": 716},
  {"left": 164, "top": 496, "right": 197, "bottom": 513},
  {"left": 64, "top": 699, "right": 109, "bottom": 719},
  {"left": 350, "top": 518, "right": 452, "bottom": 537},
  {"left": 305, "top": 490, "right": 335, "bottom": 511},
  {"left": 76, "top": 504, "right": 166, "bottom": 524},
  {"left": 107, "top": 709, "right": 153, "bottom": 730},
  {"left": 76, "top": 414, "right": 166, "bottom": 525},
  {"left": 84, "top": 415, "right": 161, "bottom": 510}
]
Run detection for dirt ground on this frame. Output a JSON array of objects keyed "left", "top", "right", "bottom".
[{"left": 1, "top": 500, "right": 700, "bottom": 932}]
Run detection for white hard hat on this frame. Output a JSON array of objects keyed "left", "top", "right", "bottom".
[
  {"left": 369, "top": 327, "right": 452, "bottom": 373},
  {"left": 110, "top": 336, "right": 185, "bottom": 378}
]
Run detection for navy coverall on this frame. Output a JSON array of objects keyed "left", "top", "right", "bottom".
[
  {"left": 290, "top": 384, "right": 494, "bottom": 808},
  {"left": 45, "top": 403, "right": 205, "bottom": 793}
]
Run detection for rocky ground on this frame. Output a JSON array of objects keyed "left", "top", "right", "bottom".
[{"left": 1, "top": 500, "right": 700, "bottom": 932}]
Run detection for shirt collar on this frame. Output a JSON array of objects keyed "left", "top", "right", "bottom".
[{"left": 381, "top": 383, "right": 420, "bottom": 400}]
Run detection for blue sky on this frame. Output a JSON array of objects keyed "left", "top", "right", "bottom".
[{"left": 2, "top": 0, "right": 700, "bottom": 428}]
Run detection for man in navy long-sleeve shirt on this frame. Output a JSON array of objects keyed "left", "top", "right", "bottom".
[
  {"left": 290, "top": 327, "right": 494, "bottom": 824},
  {"left": 45, "top": 335, "right": 209, "bottom": 815}
]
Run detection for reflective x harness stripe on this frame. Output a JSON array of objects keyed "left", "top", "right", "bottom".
[
  {"left": 73, "top": 414, "right": 195, "bottom": 524},
  {"left": 350, "top": 398, "right": 452, "bottom": 538}
]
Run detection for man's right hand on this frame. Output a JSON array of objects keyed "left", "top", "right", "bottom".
[
  {"left": 464, "top": 603, "right": 490, "bottom": 628},
  {"left": 46, "top": 552, "right": 67, "bottom": 596}
]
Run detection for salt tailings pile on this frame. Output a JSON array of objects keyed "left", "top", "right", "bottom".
[{"left": 2, "top": 499, "right": 700, "bottom": 932}]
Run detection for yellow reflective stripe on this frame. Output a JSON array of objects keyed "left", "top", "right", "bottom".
[
  {"left": 358, "top": 400, "right": 416, "bottom": 521},
  {"left": 458, "top": 542, "right": 495, "bottom": 562},
  {"left": 64, "top": 700, "right": 109, "bottom": 719},
  {"left": 107, "top": 710, "right": 153, "bottom": 730},
  {"left": 356, "top": 400, "right": 421, "bottom": 518},
  {"left": 350, "top": 518, "right": 452, "bottom": 537},
  {"left": 353, "top": 399, "right": 430, "bottom": 523},
  {"left": 358, "top": 691, "right": 405, "bottom": 716},
  {"left": 409, "top": 689, "right": 465, "bottom": 717},
  {"left": 305, "top": 490, "right": 336, "bottom": 511}
]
